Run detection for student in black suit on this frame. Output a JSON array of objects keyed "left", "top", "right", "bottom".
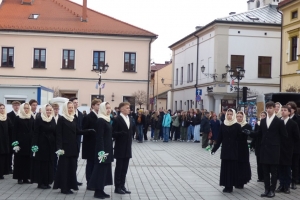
[
  {"left": 250, "top": 111, "right": 267, "bottom": 182},
  {"left": 82, "top": 99, "right": 101, "bottom": 187},
  {"left": 51, "top": 103, "right": 60, "bottom": 180},
  {"left": 53, "top": 101, "right": 94, "bottom": 194},
  {"left": 7, "top": 101, "right": 20, "bottom": 174},
  {"left": 276, "top": 105, "right": 300, "bottom": 194},
  {"left": 29, "top": 99, "right": 39, "bottom": 120},
  {"left": 69, "top": 97, "right": 83, "bottom": 186},
  {"left": 31, "top": 104, "right": 56, "bottom": 189},
  {"left": 88, "top": 102, "right": 113, "bottom": 199},
  {"left": 245, "top": 101, "right": 287, "bottom": 198},
  {"left": 12, "top": 103, "right": 34, "bottom": 184},
  {"left": 286, "top": 101, "right": 300, "bottom": 189},
  {"left": 113, "top": 102, "right": 135, "bottom": 195},
  {"left": 0, "top": 104, "right": 13, "bottom": 179}
]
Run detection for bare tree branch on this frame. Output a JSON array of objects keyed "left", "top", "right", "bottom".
[{"left": 132, "top": 90, "right": 147, "bottom": 108}]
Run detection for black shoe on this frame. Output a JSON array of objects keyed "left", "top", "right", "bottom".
[
  {"left": 23, "top": 179, "right": 30, "bottom": 184},
  {"left": 87, "top": 187, "right": 95, "bottom": 191},
  {"left": 61, "top": 190, "right": 73, "bottom": 194},
  {"left": 0, "top": 176, "right": 4, "bottom": 179},
  {"left": 9, "top": 170, "right": 13, "bottom": 174},
  {"left": 291, "top": 183, "right": 297, "bottom": 189},
  {"left": 18, "top": 180, "right": 23, "bottom": 184},
  {"left": 100, "top": 190, "right": 110, "bottom": 198},
  {"left": 257, "top": 179, "right": 264, "bottom": 182},
  {"left": 94, "top": 193, "right": 105, "bottom": 199},
  {"left": 222, "top": 187, "right": 233, "bottom": 193},
  {"left": 261, "top": 190, "right": 269, "bottom": 197},
  {"left": 284, "top": 187, "right": 290, "bottom": 194},
  {"left": 121, "top": 187, "right": 131, "bottom": 194},
  {"left": 38, "top": 184, "right": 47, "bottom": 189},
  {"left": 267, "top": 190, "right": 275, "bottom": 198},
  {"left": 77, "top": 181, "right": 83, "bottom": 186},
  {"left": 114, "top": 188, "right": 125, "bottom": 194},
  {"left": 275, "top": 185, "right": 284, "bottom": 193}
]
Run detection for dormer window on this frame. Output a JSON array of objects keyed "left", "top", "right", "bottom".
[
  {"left": 292, "top": 11, "right": 298, "bottom": 19},
  {"left": 246, "top": 15, "right": 259, "bottom": 20},
  {"left": 28, "top": 14, "right": 39, "bottom": 19}
]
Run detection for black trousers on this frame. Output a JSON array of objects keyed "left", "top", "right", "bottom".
[
  {"left": 8, "top": 152, "right": 13, "bottom": 171},
  {"left": 86, "top": 159, "right": 94, "bottom": 183},
  {"left": 263, "top": 164, "right": 278, "bottom": 191},
  {"left": 143, "top": 125, "right": 149, "bottom": 140},
  {"left": 53, "top": 153, "right": 58, "bottom": 180},
  {"left": 114, "top": 158, "right": 130, "bottom": 188},
  {"left": 256, "top": 156, "right": 264, "bottom": 180},
  {"left": 171, "top": 126, "right": 180, "bottom": 140},
  {"left": 292, "top": 154, "right": 299, "bottom": 184}
]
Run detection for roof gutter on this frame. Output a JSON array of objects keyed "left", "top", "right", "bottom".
[
  {"left": 277, "top": 7, "right": 283, "bottom": 92},
  {"left": 147, "top": 38, "right": 153, "bottom": 109}
]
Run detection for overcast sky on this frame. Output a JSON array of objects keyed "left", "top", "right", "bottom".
[{"left": 72, "top": 0, "right": 247, "bottom": 63}]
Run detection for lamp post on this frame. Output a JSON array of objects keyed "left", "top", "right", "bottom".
[
  {"left": 226, "top": 64, "right": 245, "bottom": 110},
  {"left": 161, "top": 78, "right": 172, "bottom": 87},
  {"left": 92, "top": 63, "right": 109, "bottom": 101},
  {"left": 200, "top": 65, "right": 218, "bottom": 81}
]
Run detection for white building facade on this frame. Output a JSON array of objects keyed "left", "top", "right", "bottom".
[{"left": 169, "top": 5, "right": 281, "bottom": 114}]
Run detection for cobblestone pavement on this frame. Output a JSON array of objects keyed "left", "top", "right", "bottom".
[{"left": 1, "top": 135, "right": 300, "bottom": 200}]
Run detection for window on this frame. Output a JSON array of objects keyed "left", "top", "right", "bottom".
[
  {"left": 33, "top": 48, "right": 46, "bottom": 68},
  {"left": 230, "top": 55, "right": 244, "bottom": 76},
  {"left": 292, "top": 11, "right": 298, "bottom": 19},
  {"left": 190, "top": 100, "right": 193, "bottom": 109},
  {"left": 187, "top": 100, "right": 189, "bottom": 110},
  {"left": 124, "top": 52, "right": 136, "bottom": 72},
  {"left": 187, "top": 64, "right": 190, "bottom": 82},
  {"left": 28, "top": 14, "right": 39, "bottom": 19},
  {"left": 91, "top": 94, "right": 104, "bottom": 103},
  {"left": 291, "top": 36, "right": 298, "bottom": 61},
  {"left": 190, "top": 63, "right": 193, "bottom": 82},
  {"left": 175, "top": 68, "right": 178, "bottom": 86},
  {"left": 258, "top": 56, "right": 272, "bottom": 78},
  {"left": 180, "top": 67, "right": 183, "bottom": 85},
  {"left": 93, "top": 51, "right": 105, "bottom": 70},
  {"left": 62, "top": 50, "right": 75, "bottom": 69},
  {"left": 175, "top": 101, "right": 177, "bottom": 112},
  {"left": 180, "top": 100, "right": 182, "bottom": 110},
  {"left": 1, "top": 47, "right": 14, "bottom": 67}
]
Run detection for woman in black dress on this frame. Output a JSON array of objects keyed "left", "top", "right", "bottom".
[
  {"left": 88, "top": 102, "right": 113, "bottom": 199},
  {"left": 53, "top": 101, "right": 94, "bottom": 194},
  {"left": 31, "top": 104, "right": 56, "bottom": 189},
  {"left": 235, "top": 111, "right": 252, "bottom": 189},
  {"left": 0, "top": 104, "right": 13, "bottom": 179},
  {"left": 211, "top": 109, "right": 242, "bottom": 193},
  {"left": 12, "top": 103, "right": 34, "bottom": 184}
]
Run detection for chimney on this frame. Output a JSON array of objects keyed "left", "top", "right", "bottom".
[
  {"left": 229, "top": 12, "right": 236, "bottom": 15},
  {"left": 21, "top": 0, "right": 33, "bottom": 5},
  {"left": 81, "top": 0, "right": 87, "bottom": 22},
  {"left": 165, "top": 61, "right": 170, "bottom": 64},
  {"left": 195, "top": 26, "right": 202, "bottom": 30}
]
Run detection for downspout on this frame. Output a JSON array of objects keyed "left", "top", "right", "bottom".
[
  {"left": 277, "top": 7, "right": 283, "bottom": 92},
  {"left": 147, "top": 38, "right": 153, "bottom": 110},
  {"left": 194, "top": 34, "right": 199, "bottom": 107}
]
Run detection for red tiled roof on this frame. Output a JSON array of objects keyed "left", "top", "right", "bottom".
[
  {"left": 278, "top": 0, "right": 296, "bottom": 8},
  {"left": 0, "top": 0, "right": 157, "bottom": 38},
  {"left": 151, "top": 63, "right": 170, "bottom": 71}
]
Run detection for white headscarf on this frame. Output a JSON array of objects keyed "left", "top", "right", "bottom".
[
  {"left": 19, "top": 103, "right": 32, "bottom": 119},
  {"left": 275, "top": 102, "right": 282, "bottom": 118},
  {"left": 41, "top": 104, "right": 54, "bottom": 123},
  {"left": 98, "top": 102, "right": 111, "bottom": 122},
  {"left": 224, "top": 109, "right": 237, "bottom": 126},
  {"left": 237, "top": 111, "right": 247, "bottom": 127},
  {"left": 62, "top": 101, "right": 75, "bottom": 122},
  {"left": 0, "top": 105, "right": 7, "bottom": 121}
]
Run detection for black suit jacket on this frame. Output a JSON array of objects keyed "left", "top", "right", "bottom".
[
  {"left": 74, "top": 109, "right": 83, "bottom": 150},
  {"left": 0, "top": 118, "right": 13, "bottom": 154},
  {"left": 250, "top": 123, "right": 262, "bottom": 156},
  {"left": 94, "top": 118, "right": 113, "bottom": 163},
  {"left": 251, "top": 116, "right": 287, "bottom": 165},
  {"left": 7, "top": 111, "right": 17, "bottom": 145},
  {"left": 56, "top": 117, "right": 86, "bottom": 157},
  {"left": 12, "top": 116, "right": 34, "bottom": 156},
  {"left": 291, "top": 115, "right": 300, "bottom": 154},
  {"left": 280, "top": 119, "right": 300, "bottom": 165},
  {"left": 113, "top": 115, "right": 135, "bottom": 159},
  {"left": 32, "top": 117, "right": 56, "bottom": 161},
  {"left": 82, "top": 111, "right": 97, "bottom": 160}
]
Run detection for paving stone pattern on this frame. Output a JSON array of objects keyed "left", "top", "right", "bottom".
[{"left": 1, "top": 135, "right": 300, "bottom": 200}]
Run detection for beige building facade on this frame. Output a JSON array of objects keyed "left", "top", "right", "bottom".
[
  {"left": 279, "top": 0, "right": 300, "bottom": 92},
  {"left": 0, "top": 0, "right": 157, "bottom": 109}
]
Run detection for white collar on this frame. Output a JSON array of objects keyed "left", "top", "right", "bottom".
[
  {"left": 282, "top": 117, "right": 289, "bottom": 125},
  {"left": 267, "top": 113, "right": 275, "bottom": 119},
  {"left": 290, "top": 114, "right": 294, "bottom": 119},
  {"left": 120, "top": 113, "right": 128, "bottom": 119}
]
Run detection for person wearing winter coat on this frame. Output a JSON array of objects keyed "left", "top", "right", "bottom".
[{"left": 162, "top": 110, "right": 172, "bottom": 142}]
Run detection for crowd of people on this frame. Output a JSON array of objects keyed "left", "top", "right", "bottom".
[{"left": 0, "top": 98, "right": 135, "bottom": 199}]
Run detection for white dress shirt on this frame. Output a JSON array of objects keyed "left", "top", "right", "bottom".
[
  {"left": 54, "top": 115, "right": 59, "bottom": 124},
  {"left": 282, "top": 117, "right": 289, "bottom": 125},
  {"left": 290, "top": 114, "right": 295, "bottom": 119},
  {"left": 32, "top": 112, "right": 37, "bottom": 119},
  {"left": 120, "top": 113, "right": 130, "bottom": 129},
  {"left": 266, "top": 113, "right": 275, "bottom": 128},
  {"left": 75, "top": 109, "right": 78, "bottom": 117},
  {"left": 14, "top": 110, "right": 19, "bottom": 116}
]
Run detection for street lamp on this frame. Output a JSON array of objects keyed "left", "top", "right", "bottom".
[
  {"left": 226, "top": 64, "right": 245, "bottom": 110},
  {"left": 161, "top": 78, "right": 172, "bottom": 87},
  {"left": 92, "top": 63, "right": 109, "bottom": 101},
  {"left": 201, "top": 65, "right": 218, "bottom": 81}
]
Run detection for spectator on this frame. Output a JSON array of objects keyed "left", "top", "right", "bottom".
[
  {"left": 193, "top": 109, "right": 202, "bottom": 143},
  {"left": 180, "top": 111, "right": 188, "bottom": 142},
  {"left": 135, "top": 110, "right": 145, "bottom": 143},
  {"left": 220, "top": 108, "right": 226, "bottom": 123},
  {"left": 143, "top": 110, "right": 151, "bottom": 141},
  {"left": 171, "top": 111, "right": 181, "bottom": 141},
  {"left": 152, "top": 111, "right": 161, "bottom": 142},
  {"left": 210, "top": 113, "right": 221, "bottom": 145},
  {"left": 200, "top": 112, "right": 210, "bottom": 148},
  {"left": 186, "top": 109, "right": 195, "bottom": 142},
  {"left": 162, "top": 110, "right": 172, "bottom": 142}
]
